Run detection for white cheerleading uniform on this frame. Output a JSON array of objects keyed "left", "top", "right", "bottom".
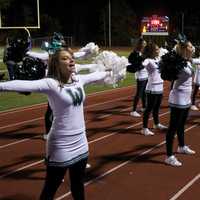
[
  {"left": 169, "top": 62, "right": 193, "bottom": 108},
  {"left": 133, "top": 52, "right": 148, "bottom": 81},
  {"left": 0, "top": 71, "right": 108, "bottom": 166},
  {"left": 135, "top": 68, "right": 148, "bottom": 81},
  {"left": 192, "top": 58, "right": 200, "bottom": 86},
  {"left": 142, "top": 58, "right": 163, "bottom": 94},
  {"left": 26, "top": 50, "right": 90, "bottom": 62},
  {"left": 26, "top": 51, "right": 49, "bottom": 61}
]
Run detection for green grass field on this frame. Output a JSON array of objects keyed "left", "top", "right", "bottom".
[{"left": 0, "top": 48, "right": 135, "bottom": 111}]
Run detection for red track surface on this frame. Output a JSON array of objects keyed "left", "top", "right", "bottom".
[{"left": 0, "top": 85, "right": 200, "bottom": 200}]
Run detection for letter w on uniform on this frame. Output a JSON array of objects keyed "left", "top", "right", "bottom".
[{"left": 66, "top": 88, "right": 83, "bottom": 106}]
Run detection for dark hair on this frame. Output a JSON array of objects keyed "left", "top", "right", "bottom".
[
  {"left": 143, "top": 42, "right": 158, "bottom": 59},
  {"left": 134, "top": 38, "right": 146, "bottom": 51},
  {"left": 175, "top": 40, "right": 193, "bottom": 60},
  {"left": 48, "top": 48, "right": 73, "bottom": 86}
]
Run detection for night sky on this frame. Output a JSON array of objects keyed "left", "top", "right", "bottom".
[
  {"left": 2, "top": 0, "right": 200, "bottom": 44},
  {"left": 3, "top": 0, "right": 200, "bottom": 26}
]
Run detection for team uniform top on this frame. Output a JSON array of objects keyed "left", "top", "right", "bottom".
[
  {"left": 135, "top": 67, "right": 148, "bottom": 81},
  {"left": 0, "top": 71, "right": 108, "bottom": 166},
  {"left": 26, "top": 51, "right": 89, "bottom": 61},
  {"left": 169, "top": 62, "right": 193, "bottom": 108},
  {"left": 192, "top": 58, "right": 200, "bottom": 86},
  {"left": 142, "top": 58, "right": 163, "bottom": 94},
  {"left": 134, "top": 52, "right": 148, "bottom": 81}
]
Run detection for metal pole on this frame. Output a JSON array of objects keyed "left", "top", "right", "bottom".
[
  {"left": 37, "top": 0, "right": 40, "bottom": 28},
  {"left": 108, "top": 0, "right": 111, "bottom": 48},
  {"left": 181, "top": 12, "right": 184, "bottom": 34},
  {"left": 24, "top": 27, "right": 31, "bottom": 37},
  {"left": 103, "top": 11, "right": 107, "bottom": 47},
  {"left": 0, "top": 10, "right": 2, "bottom": 27}
]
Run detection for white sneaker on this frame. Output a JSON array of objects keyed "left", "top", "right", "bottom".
[
  {"left": 130, "top": 111, "right": 141, "bottom": 117},
  {"left": 190, "top": 105, "right": 199, "bottom": 111},
  {"left": 165, "top": 155, "right": 182, "bottom": 167},
  {"left": 177, "top": 146, "right": 196, "bottom": 155},
  {"left": 86, "top": 163, "right": 91, "bottom": 169},
  {"left": 141, "top": 128, "right": 154, "bottom": 136},
  {"left": 154, "top": 123, "right": 168, "bottom": 130}
]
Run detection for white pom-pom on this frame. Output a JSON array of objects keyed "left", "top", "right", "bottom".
[
  {"left": 78, "top": 42, "right": 99, "bottom": 59},
  {"left": 93, "top": 51, "right": 128, "bottom": 87},
  {"left": 159, "top": 47, "right": 168, "bottom": 57}
]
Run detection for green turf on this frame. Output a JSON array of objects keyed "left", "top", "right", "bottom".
[{"left": 0, "top": 92, "right": 47, "bottom": 111}]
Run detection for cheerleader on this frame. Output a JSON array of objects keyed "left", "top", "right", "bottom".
[
  {"left": 27, "top": 37, "right": 99, "bottom": 140},
  {"left": 191, "top": 46, "right": 200, "bottom": 110},
  {"left": 0, "top": 48, "right": 123, "bottom": 200},
  {"left": 128, "top": 38, "right": 148, "bottom": 117},
  {"left": 141, "top": 42, "right": 167, "bottom": 136},
  {"left": 164, "top": 40, "right": 196, "bottom": 167}
]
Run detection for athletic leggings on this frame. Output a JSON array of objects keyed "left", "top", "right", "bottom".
[
  {"left": 132, "top": 79, "right": 147, "bottom": 111},
  {"left": 166, "top": 107, "right": 189, "bottom": 156},
  {"left": 143, "top": 93, "right": 163, "bottom": 128},
  {"left": 191, "top": 84, "right": 199, "bottom": 105},
  {"left": 40, "top": 158, "right": 88, "bottom": 200}
]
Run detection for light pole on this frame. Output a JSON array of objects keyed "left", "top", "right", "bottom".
[
  {"left": 108, "top": 0, "right": 111, "bottom": 48},
  {"left": 103, "top": 11, "right": 107, "bottom": 47},
  {"left": 0, "top": 10, "right": 2, "bottom": 27},
  {"left": 181, "top": 12, "right": 184, "bottom": 34}
]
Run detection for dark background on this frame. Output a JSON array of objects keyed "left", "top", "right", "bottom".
[{"left": 1, "top": 0, "right": 200, "bottom": 46}]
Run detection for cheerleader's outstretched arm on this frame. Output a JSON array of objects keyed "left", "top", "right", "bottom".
[
  {"left": 0, "top": 78, "right": 52, "bottom": 94},
  {"left": 26, "top": 51, "right": 49, "bottom": 61}
]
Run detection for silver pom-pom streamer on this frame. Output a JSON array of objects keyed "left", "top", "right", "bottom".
[{"left": 92, "top": 51, "right": 129, "bottom": 87}]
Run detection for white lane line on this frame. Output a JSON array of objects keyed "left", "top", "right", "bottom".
[
  {"left": 0, "top": 160, "right": 44, "bottom": 179},
  {"left": 169, "top": 173, "right": 200, "bottom": 200},
  {"left": 0, "top": 97, "right": 132, "bottom": 149},
  {"left": 0, "top": 86, "right": 133, "bottom": 116},
  {"left": 0, "top": 103, "right": 47, "bottom": 116},
  {"left": 0, "top": 95, "right": 131, "bottom": 130},
  {"left": 0, "top": 94, "right": 131, "bottom": 118},
  {"left": 0, "top": 106, "right": 131, "bottom": 149},
  {"left": 55, "top": 124, "right": 199, "bottom": 200},
  {"left": 1, "top": 114, "right": 197, "bottom": 188},
  {"left": 0, "top": 117, "right": 43, "bottom": 131},
  {"left": 0, "top": 135, "right": 41, "bottom": 149},
  {"left": 0, "top": 110, "right": 170, "bottom": 179}
]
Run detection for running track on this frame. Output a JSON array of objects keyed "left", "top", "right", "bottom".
[{"left": 0, "top": 85, "right": 200, "bottom": 200}]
